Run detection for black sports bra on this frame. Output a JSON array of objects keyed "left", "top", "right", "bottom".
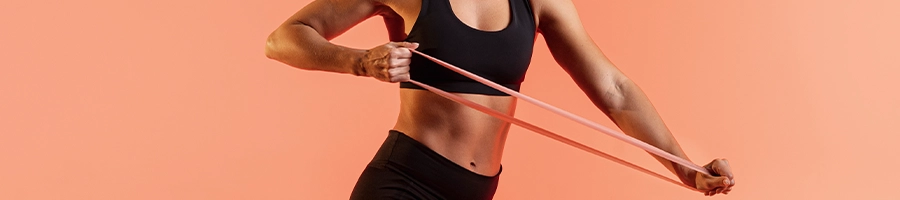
[{"left": 399, "top": 0, "right": 536, "bottom": 96}]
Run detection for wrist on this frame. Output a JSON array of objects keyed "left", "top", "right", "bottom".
[
  {"left": 350, "top": 49, "right": 368, "bottom": 76},
  {"left": 341, "top": 47, "right": 369, "bottom": 76}
]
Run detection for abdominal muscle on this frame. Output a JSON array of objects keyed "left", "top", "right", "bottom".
[{"left": 392, "top": 88, "right": 516, "bottom": 176}]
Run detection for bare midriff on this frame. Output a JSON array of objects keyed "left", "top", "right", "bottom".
[{"left": 392, "top": 88, "right": 516, "bottom": 176}]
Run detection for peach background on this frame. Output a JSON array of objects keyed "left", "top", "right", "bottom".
[{"left": 2, "top": 0, "right": 898, "bottom": 199}]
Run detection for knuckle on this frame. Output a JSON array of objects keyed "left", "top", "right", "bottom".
[
  {"left": 389, "top": 60, "right": 401, "bottom": 68},
  {"left": 390, "top": 48, "right": 403, "bottom": 56}
]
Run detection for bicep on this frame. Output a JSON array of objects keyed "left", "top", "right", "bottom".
[
  {"left": 283, "top": 0, "right": 383, "bottom": 40},
  {"left": 537, "top": 0, "right": 626, "bottom": 93}
]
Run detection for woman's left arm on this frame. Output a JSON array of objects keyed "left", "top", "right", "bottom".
[{"left": 532, "top": 0, "right": 734, "bottom": 195}]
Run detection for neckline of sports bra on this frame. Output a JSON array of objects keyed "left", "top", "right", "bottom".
[{"left": 443, "top": 0, "right": 515, "bottom": 33}]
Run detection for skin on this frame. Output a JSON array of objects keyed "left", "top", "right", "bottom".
[{"left": 265, "top": 0, "right": 736, "bottom": 196}]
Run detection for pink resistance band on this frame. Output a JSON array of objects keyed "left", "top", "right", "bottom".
[{"left": 407, "top": 49, "right": 710, "bottom": 192}]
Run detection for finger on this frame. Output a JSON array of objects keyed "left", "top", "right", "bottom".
[
  {"left": 723, "top": 187, "right": 732, "bottom": 194},
  {"left": 390, "top": 73, "right": 410, "bottom": 83},
  {"left": 712, "top": 158, "right": 734, "bottom": 180},
  {"left": 388, "top": 66, "right": 410, "bottom": 82},
  {"left": 724, "top": 178, "right": 734, "bottom": 191},
  {"left": 391, "top": 47, "right": 413, "bottom": 59},
  {"left": 390, "top": 57, "right": 412, "bottom": 67},
  {"left": 387, "top": 65, "right": 409, "bottom": 74}
]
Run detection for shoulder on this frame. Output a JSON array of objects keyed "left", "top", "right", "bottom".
[{"left": 527, "top": 0, "right": 578, "bottom": 31}]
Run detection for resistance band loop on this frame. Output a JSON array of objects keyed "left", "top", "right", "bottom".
[{"left": 407, "top": 49, "right": 710, "bottom": 191}]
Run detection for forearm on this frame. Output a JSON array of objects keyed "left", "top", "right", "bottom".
[
  {"left": 600, "top": 78, "right": 697, "bottom": 186},
  {"left": 265, "top": 23, "right": 366, "bottom": 75}
]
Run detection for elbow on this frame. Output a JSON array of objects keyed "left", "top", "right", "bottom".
[
  {"left": 598, "top": 76, "right": 632, "bottom": 113},
  {"left": 264, "top": 31, "right": 284, "bottom": 60},
  {"left": 265, "top": 26, "right": 315, "bottom": 70},
  {"left": 265, "top": 26, "right": 300, "bottom": 62}
]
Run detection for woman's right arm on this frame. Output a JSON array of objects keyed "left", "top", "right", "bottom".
[{"left": 265, "top": 0, "right": 418, "bottom": 82}]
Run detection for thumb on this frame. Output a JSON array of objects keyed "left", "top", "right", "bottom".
[
  {"left": 397, "top": 42, "right": 420, "bottom": 49},
  {"left": 704, "top": 176, "right": 733, "bottom": 190}
]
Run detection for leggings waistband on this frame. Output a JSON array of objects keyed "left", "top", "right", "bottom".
[{"left": 369, "top": 130, "right": 501, "bottom": 198}]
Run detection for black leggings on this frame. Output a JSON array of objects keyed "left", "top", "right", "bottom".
[{"left": 350, "top": 130, "right": 501, "bottom": 200}]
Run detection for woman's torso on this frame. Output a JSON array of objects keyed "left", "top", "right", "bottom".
[{"left": 382, "top": 0, "right": 536, "bottom": 176}]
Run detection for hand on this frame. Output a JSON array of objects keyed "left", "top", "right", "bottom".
[
  {"left": 354, "top": 41, "right": 419, "bottom": 82},
  {"left": 693, "top": 158, "right": 735, "bottom": 196}
]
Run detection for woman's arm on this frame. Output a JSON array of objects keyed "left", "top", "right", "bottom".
[
  {"left": 532, "top": 0, "right": 734, "bottom": 195},
  {"left": 265, "top": 0, "right": 417, "bottom": 82}
]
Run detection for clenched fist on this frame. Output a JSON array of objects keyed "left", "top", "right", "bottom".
[
  {"left": 693, "top": 158, "right": 735, "bottom": 196},
  {"left": 353, "top": 42, "right": 419, "bottom": 82}
]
